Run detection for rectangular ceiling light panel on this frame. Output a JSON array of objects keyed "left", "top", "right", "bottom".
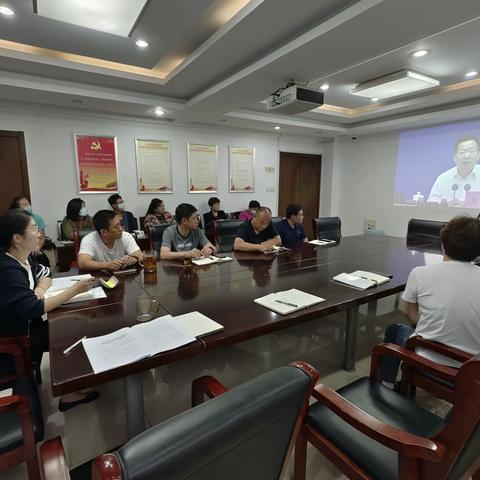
[
  {"left": 36, "top": 0, "right": 148, "bottom": 37},
  {"left": 350, "top": 70, "right": 439, "bottom": 100}
]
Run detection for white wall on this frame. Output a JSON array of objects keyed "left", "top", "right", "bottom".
[
  {"left": 0, "top": 103, "right": 328, "bottom": 237},
  {"left": 331, "top": 133, "right": 470, "bottom": 237}
]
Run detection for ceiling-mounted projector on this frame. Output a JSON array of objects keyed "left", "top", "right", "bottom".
[{"left": 266, "top": 85, "right": 324, "bottom": 114}]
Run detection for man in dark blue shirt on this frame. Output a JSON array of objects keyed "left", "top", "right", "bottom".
[{"left": 276, "top": 203, "right": 307, "bottom": 249}]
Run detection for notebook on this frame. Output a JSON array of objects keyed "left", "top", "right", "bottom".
[
  {"left": 333, "top": 271, "right": 391, "bottom": 290},
  {"left": 308, "top": 239, "right": 336, "bottom": 246},
  {"left": 254, "top": 288, "right": 325, "bottom": 315},
  {"left": 45, "top": 286, "right": 106, "bottom": 303},
  {"left": 192, "top": 255, "right": 233, "bottom": 265},
  {"left": 174, "top": 311, "right": 224, "bottom": 337}
]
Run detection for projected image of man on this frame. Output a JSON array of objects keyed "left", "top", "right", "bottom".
[{"left": 428, "top": 136, "right": 480, "bottom": 205}]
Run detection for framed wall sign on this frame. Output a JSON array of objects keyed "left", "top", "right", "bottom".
[
  {"left": 187, "top": 143, "right": 218, "bottom": 193},
  {"left": 229, "top": 145, "right": 255, "bottom": 192},
  {"left": 135, "top": 139, "right": 173, "bottom": 193}
]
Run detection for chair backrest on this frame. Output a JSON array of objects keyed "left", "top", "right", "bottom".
[
  {"left": 271, "top": 216, "right": 284, "bottom": 230},
  {"left": 311, "top": 216, "right": 341, "bottom": 240},
  {"left": 73, "top": 228, "right": 94, "bottom": 257},
  {"left": 56, "top": 220, "right": 64, "bottom": 241},
  {"left": 229, "top": 211, "right": 241, "bottom": 220},
  {"left": 216, "top": 220, "right": 244, "bottom": 253},
  {"left": 139, "top": 216, "right": 145, "bottom": 231},
  {"left": 406, "top": 218, "right": 446, "bottom": 242},
  {"left": 93, "top": 364, "right": 317, "bottom": 480},
  {"left": 149, "top": 224, "right": 169, "bottom": 252}
]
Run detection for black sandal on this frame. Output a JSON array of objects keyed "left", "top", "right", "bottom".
[{"left": 58, "top": 391, "right": 100, "bottom": 412}]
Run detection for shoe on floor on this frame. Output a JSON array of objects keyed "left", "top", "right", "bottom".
[{"left": 58, "top": 391, "right": 100, "bottom": 412}]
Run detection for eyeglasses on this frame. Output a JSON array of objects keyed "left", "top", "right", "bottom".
[{"left": 27, "top": 225, "right": 39, "bottom": 232}]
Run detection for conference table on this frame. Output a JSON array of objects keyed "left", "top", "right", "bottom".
[{"left": 48, "top": 234, "right": 441, "bottom": 438}]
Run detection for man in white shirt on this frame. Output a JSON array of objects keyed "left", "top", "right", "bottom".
[
  {"left": 78, "top": 210, "right": 143, "bottom": 271},
  {"left": 381, "top": 215, "right": 480, "bottom": 382},
  {"left": 427, "top": 136, "right": 480, "bottom": 205}
]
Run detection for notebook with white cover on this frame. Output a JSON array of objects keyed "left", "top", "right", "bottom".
[
  {"left": 192, "top": 256, "right": 233, "bottom": 266},
  {"left": 45, "top": 286, "right": 106, "bottom": 303},
  {"left": 308, "top": 239, "right": 335, "bottom": 246},
  {"left": 175, "top": 311, "right": 224, "bottom": 337},
  {"left": 333, "top": 271, "right": 391, "bottom": 290},
  {"left": 48, "top": 274, "right": 94, "bottom": 293},
  {"left": 254, "top": 288, "right": 325, "bottom": 315},
  {"left": 350, "top": 271, "right": 391, "bottom": 285}
]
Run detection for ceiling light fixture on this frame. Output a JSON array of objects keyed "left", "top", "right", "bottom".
[
  {"left": 412, "top": 49, "right": 429, "bottom": 58},
  {"left": 153, "top": 107, "right": 165, "bottom": 116},
  {"left": 0, "top": 5, "right": 15, "bottom": 16},
  {"left": 320, "top": 84, "right": 329, "bottom": 91},
  {"left": 465, "top": 71, "right": 478, "bottom": 78},
  {"left": 274, "top": 126, "right": 281, "bottom": 130},
  {"left": 350, "top": 69, "right": 439, "bottom": 100},
  {"left": 135, "top": 39, "right": 149, "bottom": 48}
]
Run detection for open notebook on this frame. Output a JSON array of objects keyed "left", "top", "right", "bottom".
[
  {"left": 333, "top": 270, "right": 391, "bottom": 290},
  {"left": 308, "top": 239, "right": 336, "bottom": 246},
  {"left": 193, "top": 255, "right": 233, "bottom": 266},
  {"left": 45, "top": 274, "right": 106, "bottom": 303},
  {"left": 254, "top": 288, "right": 325, "bottom": 315}
]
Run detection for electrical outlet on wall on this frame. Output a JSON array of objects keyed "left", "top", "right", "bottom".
[{"left": 364, "top": 219, "right": 377, "bottom": 232}]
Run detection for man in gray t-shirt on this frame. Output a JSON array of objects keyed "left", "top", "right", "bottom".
[{"left": 160, "top": 203, "right": 217, "bottom": 260}]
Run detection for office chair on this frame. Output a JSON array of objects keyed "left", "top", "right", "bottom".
[
  {"left": 294, "top": 344, "right": 480, "bottom": 480},
  {"left": 311, "top": 216, "right": 341, "bottom": 240},
  {"left": 216, "top": 219, "right": 244, "bottom": 253},
  {"left": 41, "top": 363, "right": 318, "bottom": 480}
]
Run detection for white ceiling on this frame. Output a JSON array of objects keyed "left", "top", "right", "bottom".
[{"left": 0, "top": 0, "right": 480, "bottom": 137}]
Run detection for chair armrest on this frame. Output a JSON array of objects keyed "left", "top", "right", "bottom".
[
  {"left": 92, "top": 453, "right": 122, "bottom": 480},
  {"left": 311, "top": 383, "right": 446, "bottom": 461},
  {"left": 191, "top": 375, "right": 229, "bottom": 407},
  {"left": 0, "top": 341, "right": 28, "bottom": 377},
  {"left": 370, "top": 344, "right": 458, "bottom": 384},
  {"left": 406, "top": 336, "right": 473, "bottom": 363},
  {"left": 40, "top": 437, "right": 71, "bottom": 480}
]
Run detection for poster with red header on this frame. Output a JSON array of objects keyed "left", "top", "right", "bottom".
[{"left": 74, "top": 134, "right": 118, "bottom": 193}]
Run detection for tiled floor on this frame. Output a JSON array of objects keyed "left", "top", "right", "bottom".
[{"left": 4, "top": 297, "right": 450, "bottom": 480}]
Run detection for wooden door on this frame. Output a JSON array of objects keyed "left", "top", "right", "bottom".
[
  {"left": 278, "top": 152, "right": 321, "bottom": 238},
  {"left": 0, "top": 131, "right": 30, "bottom": 214}
]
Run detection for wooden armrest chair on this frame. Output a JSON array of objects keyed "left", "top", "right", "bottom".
[
  {"left": 398, "top": 336, "right": 474, "bottom": 403},
  {"left": 294, "top": 344, "right": 480, "bottom": 480},
  {"left": 41, "top": 362, "right": 318, "bottom": 480},
  {"left": 0, "top": 340, "right": 44, "bottom": 480}
]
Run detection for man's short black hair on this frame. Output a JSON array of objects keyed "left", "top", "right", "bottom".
[
  {"left": 108, "top": 194, "right": 122, "bottom": 206},
  {"left": 454, "top": 136, "right": 480, "bottom": 153},
  {"left": 208, "top": 197, "right": 220, "bottom": 208},
  {"left": 93, "top": 210, "right": 117, "bottom": 233},
  {"left": 175, "top": 203, "right": 197, "bottom": 222},
  {"left": 440, "top": 215, "right": 480, "bottom": 261},
  {"left": 248, "top": 200, "right": 260, "bottom": 209},
  {"left": 286, "top": 203, "right": 302, "bottom": 218}
]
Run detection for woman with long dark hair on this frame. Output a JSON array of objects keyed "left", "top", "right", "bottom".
[{"left": 144, "top": 198, "right": 175, "bottom": 230}]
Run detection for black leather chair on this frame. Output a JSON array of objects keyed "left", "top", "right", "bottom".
[
  {"left": 41, "top": 363, "right": 318, "bottom": 480},
  {"left": 294, "top": 344, "right": 480, "bottom": 480},
  {"left": 216, "top": 219, "right": 244, "bottom": 253},
  {"left": 139, "top": 216, "right": 145, "bottom": 231},
  {"left": 311, "top": 216, "right": 341, "bottom": 240},
  {"left": 229, "top": 211, "right": 241, "bottom": 219},
  {"left": 406, "top": 218, "right": 446, "bottom": 243},
  {"left": 149, "top": 224, "right": 169, "bottom": 254},
  {"left": 271, "top": 216, "right": 284, "bottom": 230},
  {"left": 0, "top": 339, "right": 44, "bottom": 480}
]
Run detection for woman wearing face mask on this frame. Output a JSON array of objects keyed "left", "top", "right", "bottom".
[
  {"left": 10, "top": 196, "right": 49, "bottom": 266},
  {"left": 107, "top": 194, "right": 136, "bottom": 233},
  {"left": 62, "top": 198, "right": 94, "bottom": 240},
  {"left": 0, "top": 208, "right": 99, "bottom": 411}
]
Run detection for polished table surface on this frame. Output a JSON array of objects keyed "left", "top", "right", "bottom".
[{"left": 48, "top": 234, "right": 441, "bottom": 398}]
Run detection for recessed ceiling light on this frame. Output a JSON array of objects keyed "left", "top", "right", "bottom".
[
  {"left": 153, "top": 107, "right": 165, "bottom": 116},
  {"left": 370, "top": 97, "right": 379, "bottom": 102},
  {"left": 0, "top": 5, "right": 15, "bottom": 16},
  {"left": 274, "top": 126, "right": 281, "bottom": 130},
  {"left": 135, "top": 39, "right": 149, "bottom": 48},
  {"left": 465, "top": 71, "right": 478, "bottom": 78},
  {"left": 412, "top": 49, "right": 429, "bottom": 58},
  {"left": 320, "top": 84, "right": 329, "bottom": 91}
]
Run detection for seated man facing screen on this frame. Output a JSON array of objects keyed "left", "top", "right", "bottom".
[
  {"left": 234, "top": 206, "right": 281, "bottom": 252},
  {"left": 275, "top": 203, "right": 308, "bottom": 249},
  {"left": 381, "top": 215, "right": 480, "bottom": 383},
  {"left": 160, "top": 203, "right": 217, "bottom": 260},
  {"left": 77, "top": 210, "right": 143, "bottom": 271}
]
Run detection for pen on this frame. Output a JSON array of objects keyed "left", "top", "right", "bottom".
[
  {"left": 63, "top": 336, "right": 87, "bottom": 355},
  {"left": 70, "top": 279, "right": 81, "bottom": 282},
  {"left": 359, "top": 276, "right": 377, "bottom": 285},
  {"left": 275, "top": 300, "right": 298, "bottom": 307}
]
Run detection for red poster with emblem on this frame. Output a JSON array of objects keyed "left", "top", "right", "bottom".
[{"left": 74, "top": 134, "right": 118, "bottom": 193}]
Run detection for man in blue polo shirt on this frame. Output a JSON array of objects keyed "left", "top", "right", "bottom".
[{"left": 276, "top": 203, "right": 308, "bottom": 249}]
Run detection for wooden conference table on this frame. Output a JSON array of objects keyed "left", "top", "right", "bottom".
[{"left": 48, "top": 234, "right": 441, "bottom": 438}]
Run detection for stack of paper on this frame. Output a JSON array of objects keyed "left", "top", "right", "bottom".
[
  {"left": 45, "top": 274, "right": 107, "bottom": 303},
  {"left": 254, "top": 288, "right": 325, "bottom": 315},
  {"left": 193, "top": 255, "right": 233, "bottom": 266},
  {"left": 308, "top": 239, "right": 336, "bottom": 246},
  {"left": 82, "top": 315, "right": 196, "bottom": 374},
  {"left": 175, "top": 311, "right": 224, "bottom": 337},
  {"left": 333, "top": 270, "right": 391, "bottom": 290}
]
